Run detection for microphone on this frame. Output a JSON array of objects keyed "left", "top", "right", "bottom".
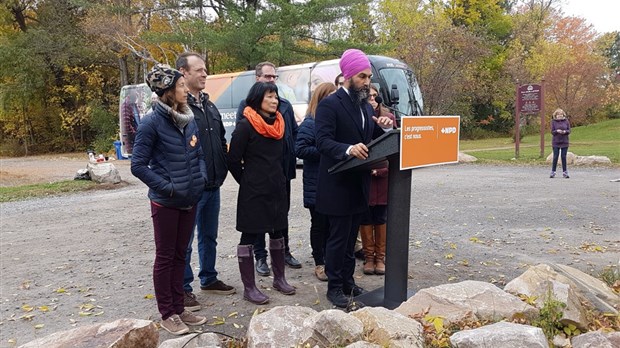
[{"left": 375, "top": 96, "right": 409, "bottom": 118}]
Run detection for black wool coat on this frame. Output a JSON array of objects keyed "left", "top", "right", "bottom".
[
  {"left": 314, "top": 88, "right": 384, "bottom": 216},
  {"left": 227, "top": 116, "right": 288, "bottom": 234}
]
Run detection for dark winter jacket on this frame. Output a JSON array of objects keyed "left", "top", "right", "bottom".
[
  {"left": 551, "top": 118, "right": 570, "bottom": 148},
  {"left": 131, "top": 102, "right": 207, "bottom": 208},
  {"left": 295, "top": 115, "right": 320, "bottom": 208},
  {"left": 188, "top": 92, "right": 228, "bottom": 189},
  {"left": 236, "top": 97, "right": 298, "bottom": 181},
  {"left": 228, "top": 115, "right": 288, "bottom": 234}
]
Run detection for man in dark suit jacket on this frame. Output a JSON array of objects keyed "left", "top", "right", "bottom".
[{"left": 315, "top": 49, "right": 394, "bottom": 308}]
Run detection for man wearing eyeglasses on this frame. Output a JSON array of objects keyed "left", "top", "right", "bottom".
[{"left": 235, "top": 62, "right": 302, "bottom": 277}]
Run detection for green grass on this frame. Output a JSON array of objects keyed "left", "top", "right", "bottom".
[
  {"left": 461, "top": 119, "right": 620, "bottom": 164},
  {"left": 0, "top": 180, "right": 99, "bottom": 202}
]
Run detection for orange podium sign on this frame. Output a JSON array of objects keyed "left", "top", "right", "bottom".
[{"left": 400, "top": 116, "right": 460, "bottom": 170}]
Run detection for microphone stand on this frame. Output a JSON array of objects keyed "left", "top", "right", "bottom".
[{"left": 375, "top": 96, "right": 410, "bottom": 120}]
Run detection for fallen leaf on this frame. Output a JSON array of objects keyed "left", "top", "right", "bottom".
[
  {"left": 34, "top": 324, "right": 44, "bottom": 329},
  {"left": 38, "top": 306, "right": 49, "bottom": 312},
  {"left": 144, "top": 294, "right": 155, "bottom": 299},
  {"left": 227, "top": 311, "right": 238, "bottom": 318},
  {"left": 444, "top": 253, "right": 454, "bottom": 260},
  {"left": 21, "top": 305, "right": 34, "bottom": 312}
]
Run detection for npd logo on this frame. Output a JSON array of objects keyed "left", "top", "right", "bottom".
[{"left": 441, "top": 127, "right": 457, "bottom": 134}]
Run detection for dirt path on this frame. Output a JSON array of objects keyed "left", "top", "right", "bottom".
[{"left": 1, "top": 155, "right": 619, "bottom": 346}]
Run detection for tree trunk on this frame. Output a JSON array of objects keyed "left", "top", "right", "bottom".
[{"left": 119, "top": 56, "right": 129, "bottom": 87}]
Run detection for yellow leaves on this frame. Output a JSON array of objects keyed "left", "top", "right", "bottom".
[
  {"left": 209, "top": 316, "right": 225, "bottom": 325},
  {"left": 469, "top": 237, "right": 483, "bottom": 244},
  {"left": 38, "top": 306, "right": 49, "bottom": 312},
  {"left": 448, "top": 242, "right": 457, "bottom": 250},
  {"left": 144, "top": 294, "right": 155, "bottom": 299},
  {"left": 444, "top": 253, "right": 454, "bottom": 260},
  {"left": 34, "top": 324, "right": 44, "bottom": 329},
  {"left": 518, "top": 293, "right": 538, "bottom": 306},
  {"left": 563, "top": 323, "right": 581, "bottom": 336},
  {"left": 78, "top": 303, "right": 103, "bottom": 317},
  {"left": 21, "top": 305, "right": 34, "bottom": 312},
  {"left": 227, "top": 311, "right": 238, "bottom": 318},
  {"left": 579, "top": 242, "right": 605, "bottom": 253},
  {"left": 458, "top": 259, "right": 469, "bottom": 267},
  {"left": 424, "top": 314, "right": 445, "bottom": 333},
  {"left": 54, "top": 287, "right": 67, "bottom": 294}
]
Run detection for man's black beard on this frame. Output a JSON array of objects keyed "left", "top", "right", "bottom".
[{"left": 348, "top": 80, "right": 369, "bottom": 105}]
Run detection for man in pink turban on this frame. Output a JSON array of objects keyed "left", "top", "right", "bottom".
[{"left": 314, "top": 48, "right": 393, "bottom": 308}]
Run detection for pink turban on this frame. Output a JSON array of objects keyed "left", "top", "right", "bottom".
[{"left": 339, "top": 49, "right": 371, "bottom": 79}]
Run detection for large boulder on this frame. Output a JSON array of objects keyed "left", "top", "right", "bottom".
[
  {"left": 298, "top": 309, "right": 364, "bottom": 347},
  {"left": 158, "top": 333, "right": 221, "bottom": 348},
  {"left": 395, "top": 280, "right": 538, "bottom": 325},
  {"left": 19, "top": 318, "right": 157, "bottom": 348},
  {"left": 574, "top": 155, "right": 612, "bottom": 165},
  {"left": 571, "top": 331, "right": 615, "bottom": 348},
  {"left": 505, "top": 264, "right": 619, "bottom": 316},
  {"left": 459, "top": 152, "right": 478, "bottom": 163},
  {"left": 449, "top": 321, "right": 549, "bottom": 348},
  {"left": 546, "top": 152, "right": 577, "bottom": 165},
  {"left": 504, "top": 264, "right": 591, "bottom": 329},
  {"left": 246, "top": 306, "right": 317, "bottom": 348},
  {"left": 350, "top": 307, "right": 425, "bottom": 348},
  {"left": 87, "top": 162, "right": 122, "bottom": 184}
]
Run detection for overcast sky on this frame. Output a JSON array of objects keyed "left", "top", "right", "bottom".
[{"left": 561, "top": 0, "right": 619, "bottom": 34}]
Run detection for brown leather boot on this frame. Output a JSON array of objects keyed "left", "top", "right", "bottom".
[
  {"left": 374, "top": 224, "right": 386, "bottom": 275},
  {"left": 360, "top": 224, "right": 375, "bottom": 275}
]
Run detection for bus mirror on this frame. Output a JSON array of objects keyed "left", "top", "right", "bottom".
[{"left": 390, "top": 84, "right": 399, "bottom": 105}]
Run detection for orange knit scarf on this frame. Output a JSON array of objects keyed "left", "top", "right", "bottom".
[{"left": 243, "top": 106, "right": 285, "bottom": 140}]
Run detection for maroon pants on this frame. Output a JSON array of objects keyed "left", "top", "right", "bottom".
[{"left": 150, "top": 202, "right": 196, "bottom": 320}]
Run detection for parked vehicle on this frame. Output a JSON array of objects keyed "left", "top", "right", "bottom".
[{"left": 204, "top": 55, "right": 424, "bottom": 141}]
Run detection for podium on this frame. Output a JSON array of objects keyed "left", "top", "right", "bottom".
[{"left": 329, "top": 129, "right": 414, "bottom": 309}]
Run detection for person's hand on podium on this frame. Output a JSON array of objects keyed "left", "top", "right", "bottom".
[{"left": 349, "top": 142, "right": 369, "bottom": 160}]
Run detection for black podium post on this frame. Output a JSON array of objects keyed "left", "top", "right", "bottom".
[{"left": 329, "top": 129, "right": 413, "bottom": 309}]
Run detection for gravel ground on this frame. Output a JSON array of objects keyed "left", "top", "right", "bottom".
[{"left": 0, "top": 155, "right": 619, "bottom": 346}]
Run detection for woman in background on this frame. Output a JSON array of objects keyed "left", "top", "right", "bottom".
[
  {"left": 295, "top": 82, "right": 337, "bottom": 281},
  {"left": 359, "top": 84, "right": 396, "bottom": 275},
  {"left": 550, "top": 108, "right": 571, "bottom": 178}
]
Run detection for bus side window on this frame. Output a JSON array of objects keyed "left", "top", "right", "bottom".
[
  {"left": 277, "top": 67, "right": 310, "bottom": 103},
  {"left": 232, "top": 73, "right": 256, "bottom": 105}
]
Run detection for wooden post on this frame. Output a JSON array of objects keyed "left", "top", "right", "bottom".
[
  {"left": 515, "top": 83, "right": 520, "bottom": 159},
  {"left": 539, "top": 79, "right": 546, "bottom": 158}
]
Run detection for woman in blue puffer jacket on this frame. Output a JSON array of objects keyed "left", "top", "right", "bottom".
[
  {"left": 131, "top": 64, "right": 208, "bottom": 335},
  {"left": 295, "top": 82, "right": 336, "bottom": 281}
]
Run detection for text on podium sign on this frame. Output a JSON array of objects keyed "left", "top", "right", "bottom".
[{"left": 400, "top": 116, "right": 460, "bottom": 170}]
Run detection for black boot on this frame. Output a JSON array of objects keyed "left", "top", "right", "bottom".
[
  {"left": 237, "top": 245, "right": 269, "bottom": 304},
  {"left": 269, "top": 238, "right": 296, "bottom": 295}
]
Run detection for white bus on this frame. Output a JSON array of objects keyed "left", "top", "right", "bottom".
[{"left": 205, "top": 55, "right": 424, "bottom": 141}]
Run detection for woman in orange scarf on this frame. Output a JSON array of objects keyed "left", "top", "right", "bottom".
[{"left": 228, "top": 82, "right": 296, "bottom": 304}]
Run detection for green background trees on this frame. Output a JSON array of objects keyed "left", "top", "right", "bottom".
[{"left": 1, "top": 0, "right": 617, "bottom": 155}]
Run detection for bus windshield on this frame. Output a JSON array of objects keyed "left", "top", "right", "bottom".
[{"left": 378, "top": 68, "right": 423, "bottom": 117}]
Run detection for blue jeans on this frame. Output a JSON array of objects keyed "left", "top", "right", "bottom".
[
  {"left": 183, "top": 188, "right": 220, "bottom": 292},
  {"left": 552, "top": 147, "right": 568, "bottom": 172}
]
